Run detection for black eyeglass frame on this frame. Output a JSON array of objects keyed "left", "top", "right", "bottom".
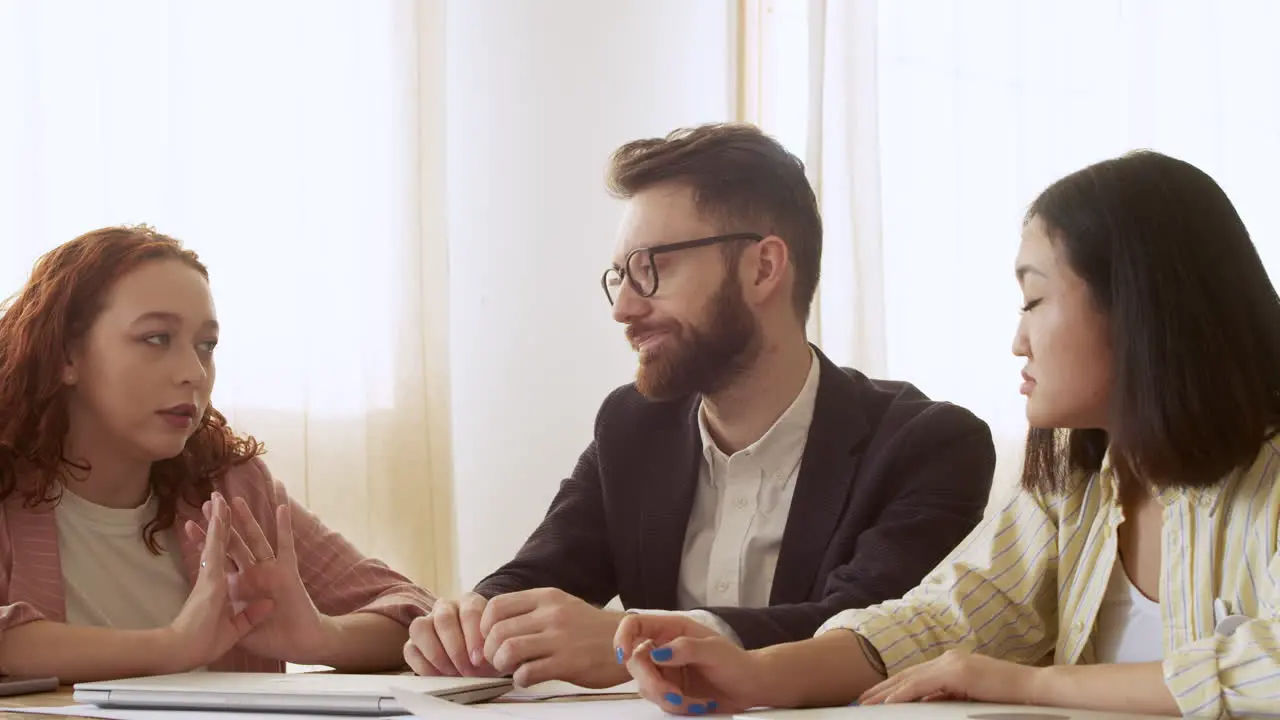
[{"left": 601, "top": 232, "right": 764, "bottom": 305}]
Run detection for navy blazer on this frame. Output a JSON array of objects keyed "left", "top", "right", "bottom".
[{"left": 474, "top": 347, "right": 996, "bottom": 649}]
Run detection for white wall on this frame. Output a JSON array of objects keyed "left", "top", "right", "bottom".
[{"left": 446, "top": 0, "right": 735, "bottom": 591}]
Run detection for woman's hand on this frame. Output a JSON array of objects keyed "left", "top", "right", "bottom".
[
  {"left": 167, "top": 494, "right": 274, "bottom": 671},
  {"left": 616, "top": 613, "right": 769, "bottom": 715},
  {"left": 186, "top": 493, "right": 330, "bottom": 664},
  {"left": 858, "top": 649, "right": 1043, "bottom": 706}
]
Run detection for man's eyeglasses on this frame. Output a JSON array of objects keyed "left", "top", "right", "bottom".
[{"left": 601, "top": 233, "right": 763, "bottom": 306}]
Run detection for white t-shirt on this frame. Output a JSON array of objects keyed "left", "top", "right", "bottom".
[
  {"left": 55, "top": 487, "right": 190, "bottom": 630},
  {"left": 1093, "top": 556, "right": 1163, "bottom": 663}
]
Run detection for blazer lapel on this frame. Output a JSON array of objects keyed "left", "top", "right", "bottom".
[
  {"left": 637, "top": 400, "right": 703, "bottom": 610},
  {"left": 769, "top": 351, "right": 870, "bottom": 605},
  {"left": 5, "top": 498, "right": 68, "bottom": 621}
]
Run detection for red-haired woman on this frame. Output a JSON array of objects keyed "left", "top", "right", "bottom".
[{"left": 0, "top": 225, "right": 435, "bottom": 682}]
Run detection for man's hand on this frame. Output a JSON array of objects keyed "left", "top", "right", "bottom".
[
  {"left": 404, "top": 592, "right": 496, "bottom": 677},
  {"left": 481, "top": 588, "right": 627, "bottom": 688}
]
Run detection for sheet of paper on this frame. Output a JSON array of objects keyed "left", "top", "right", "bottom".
[
  {"left": 729, "top": 702, "right": 1169, "bottom": 719},
  {"left": 498, "top": 679, "right": 638, "bottom": 700},
  {"left": 390, "top": 689, "right": 518, "bottom": 719},
  {"left": 4, "top": 705, "right": 416, "bottom": 720},
  {"left": 473, "top": 699, "right": 670, "bottom": 720}
]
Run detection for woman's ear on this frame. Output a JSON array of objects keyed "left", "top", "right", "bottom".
[{"left": 62, "top": 341, "right": 84, "bottom": 386}]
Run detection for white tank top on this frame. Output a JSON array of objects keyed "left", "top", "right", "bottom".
[{"left": 1093, "top": 557, "right": 1163, "bottom": 663}]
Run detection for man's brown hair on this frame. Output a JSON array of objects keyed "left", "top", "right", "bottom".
[{"left": 606, "top": 122, "right": 822, "bottom": 322}]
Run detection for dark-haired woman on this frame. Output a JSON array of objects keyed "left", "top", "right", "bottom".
[
  {"left": 0, "top": 226, "right": 434, "bottom": 682},
  {"left": 616, "top": 151, "right": 1280, "bottom": 718}
]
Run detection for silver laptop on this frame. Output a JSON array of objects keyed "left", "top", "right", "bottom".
[
  {"left": 736, "top": 702, "right": 1166, "bottom": 719},
  {"left": 74, "top": 672, "right": 513, "bottom": 716}
]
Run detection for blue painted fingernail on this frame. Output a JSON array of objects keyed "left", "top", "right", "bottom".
[
  {"left": 651, "top": 647, "right": 673, "bottom": 662},
  {"left": 689, "top": 703, "right": 707, "bottom": 715},
  {"left": 708, "top": 701, "right": 718, "bottom": 712},
  {"left": 664, "top": 692, "right": 683, "bottom": 706},
  {"left": 615, "top": 647, "right": 624, "bottom": 664}
]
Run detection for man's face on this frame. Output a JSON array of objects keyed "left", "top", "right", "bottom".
[{"left": 609, "top": 184, "right": 761, "bottom": 400}]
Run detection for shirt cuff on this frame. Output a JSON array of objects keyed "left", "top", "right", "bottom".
[
  {"left": 817, "top": 608, "right": 916, "bottom": 675},
  {"left": 629, "top": 608, "right": 743, "bottom": 647}
]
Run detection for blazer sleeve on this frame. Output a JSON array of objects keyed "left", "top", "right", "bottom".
[
  {"left": 228, "top": 460, "right": 436, "bottom": 627},
  {"left": 470, "top": 439, "right": 618, "bottom": 606},
  {"left": 0, "top": 507, "right": 49, "bottom": 642},
  {"left": 702, "top": 404, "right": 996, "bottom": 649}
]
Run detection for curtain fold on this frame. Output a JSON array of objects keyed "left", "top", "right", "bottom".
[
  {"left": 0, "top": 0, "right": 454, "bottom": 593},
  {"left": 740, "top": 0, "right": 1280, "bottom": 497}
]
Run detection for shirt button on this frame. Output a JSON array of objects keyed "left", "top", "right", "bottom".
[
  {"left": 716, "top": 580, "right": 730, "bottom": 593},
  {"left": 734, "top": 497, "right": 748, "bottom": 509},
  {"left": 1072, "top": 621, "right": 1084, "bottom": 633}
]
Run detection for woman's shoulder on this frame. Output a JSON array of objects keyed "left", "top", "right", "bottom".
[
  {"left": 1216, "top": 435, "right": 1280, "bottom": 511},
  {"left": 1003, "top": 467, "right": 1109, "bottom": 531},
  {"left": 217, "top": 457, "right": 289, "bottom": 510},
  {"left": 1011, "top": 436, "right": 1280, "bottom": 529},
  {"left": 1246, "top": 433, "right": 1280, "bottom": 478}
]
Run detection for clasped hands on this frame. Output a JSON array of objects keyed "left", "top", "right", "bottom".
[{"left": 403, "top": 587, "right": 710, "bottom": 689}]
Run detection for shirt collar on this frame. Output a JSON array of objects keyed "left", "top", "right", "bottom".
[
  {"left": 697, "top": 349, "right": 821, "bottom": 481},
  {"left": 1099, "top": 450, "right": 1225, "bottom": 513},
  {"left": 1156, "top": 480, "right": 1225, "bottom": 513}
]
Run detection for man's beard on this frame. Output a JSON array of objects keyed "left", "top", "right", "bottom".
[{"left": 630, "top": 275, "right": 760, "bottom": 401}]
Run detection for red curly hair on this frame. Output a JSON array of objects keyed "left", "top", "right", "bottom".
[{"left": 0, "top": 225, "right": 264, "bottom": 552}]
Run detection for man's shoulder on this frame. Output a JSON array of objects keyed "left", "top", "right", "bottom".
[
  {"left": 816, "top": 364, "right": 994, "bottom": 502},
  {"left": 820, "top": 363, "right": 990, "bottom": 441},
  {"left": 832, "top": 367, "right": 929, "bottom": 405}
]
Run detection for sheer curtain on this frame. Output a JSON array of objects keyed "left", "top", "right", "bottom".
[
  {"left": 743, "top": 0, "right": 1280, "bottom": 498},
  {"left": 0, "top": 0, "right": 455, "bottom": 593}
]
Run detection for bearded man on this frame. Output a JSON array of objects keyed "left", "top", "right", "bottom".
[{"left": 403, "top": 123, "right": 996, "bottom": 689}]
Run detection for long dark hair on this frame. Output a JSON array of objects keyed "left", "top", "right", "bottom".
[{"left": 1021, "top": 151, "right": 1280, "bottom": 493}]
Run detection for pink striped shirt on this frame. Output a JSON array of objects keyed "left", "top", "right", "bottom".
[{"left": 0, "top": 458, "right": 434, "bottom": 672}]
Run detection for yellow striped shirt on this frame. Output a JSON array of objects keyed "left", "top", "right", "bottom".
[{"left": 818, "top": 438, "right": 1280, "bottom": 718}]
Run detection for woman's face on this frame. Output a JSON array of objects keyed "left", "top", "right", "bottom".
[
  {"left": 1012, "top": 216, "right": 1113, "bottom": 430},
  {"left": 64, "top": 259, "right": 219, "bottom": 462}
]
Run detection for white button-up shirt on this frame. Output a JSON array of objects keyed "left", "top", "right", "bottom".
[{"left": 636, "top": 351, "right": 820, "bottom": 643}]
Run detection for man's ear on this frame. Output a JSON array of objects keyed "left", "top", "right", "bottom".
[{"left": 744, "top": 235, "right": 790, "bottom": 302}]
